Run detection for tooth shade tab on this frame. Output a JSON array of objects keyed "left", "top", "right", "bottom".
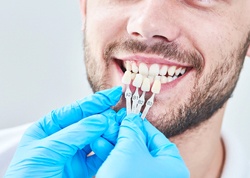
[
  {"left": 139, "top": 63, "right": 149, "bottom": 76},
  {"left": 122, "top": 71, "right": 132, "bottom": 84},
  {"left": 131, "top": 73, "right": 136, "bottom": 80},
  {"left": 141, "top": 78, "right": 150, "bottom": 92},
  {"left": 149, "top": 64, "right": 160, "bottom": 76},
  {"left": 151, "top": 80, "right": 161, "bottom": 94},
  {"left": 132, "top": 74, "right": 143, "bottom": 87}
]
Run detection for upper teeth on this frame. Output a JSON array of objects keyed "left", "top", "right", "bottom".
[{"left": 124, "top": 61, "right": 187, "bottom": 84}]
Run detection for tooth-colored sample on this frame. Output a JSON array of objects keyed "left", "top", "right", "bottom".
[
  {"left": 131, "top": 73, "right": 136, "bottom": 80},
  {"left": 168, "top": 76, "right": 173, "bottom": 83},
  {"left": 168, "top": 66, "right": 176, "bottom": 76},
  {"left": 141, "top": 94, "right": 155, "bottom": 120},
  {"left": 160, "top": 65, "right": 168, "bottom": 76},
  {"left": 135, "top": 91, "right": 146, "bottom": 114},
  {"left": 151, "top": 80, "right": 161, "bottom": 94},
  {"left": 148, "top": 64, "right": 160, "bottom": 76},
  {"left": 148, "top": 76, "right": 154, "bottom": 84},
  {"left": 175, "top": 67, "right": 182, "bottom": 76},
  {"left": 139, "top": 63, "right": 148, "bottom": 76},
  {"left": 160, "top": 76, "right": 168, "bottom": 84},
  {"left": 124, "top": 86, "right": 132, "bottom": 115},
  {"left": 132, "top": 74, "right": 143, "bottom": 87},
  {"left": 125, "top": 61, "right": 132, "bottom": 71},
  {"left": 181, "top": 68, "right": 186, "bottom": 75},
  {"left": 122, "top": 71, "right": 132, "bottom": 84},
  {"left": 132, "top": 62, "right": 139, "bottom": 73},
  {"left": 141, "top": 78, "right": 150, "bottom": 92}
]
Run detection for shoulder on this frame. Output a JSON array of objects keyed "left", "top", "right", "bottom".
[
  {"left": 221, "top": 129, "right": 250, "bottom": 178},
  {"left": 0, "top": 123, "right": 32, "bottom": 177}
]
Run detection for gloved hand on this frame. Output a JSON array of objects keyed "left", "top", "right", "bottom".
[
  {"left": 4, "top": 86, "right": 122, "bottom": 178},
  {"left": 95, "top": 113, "right": 190, "bottom": 178}
]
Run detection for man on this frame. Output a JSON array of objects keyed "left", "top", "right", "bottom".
[{"left": 4, "top": 0, "right": 250, "bottom": 177}]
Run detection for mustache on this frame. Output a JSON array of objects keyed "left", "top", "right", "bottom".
[{"left": 104, "top": 39, "right": 204, "bottom": 73}]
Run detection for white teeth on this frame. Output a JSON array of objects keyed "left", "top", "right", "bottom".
[
  {"left": 141, "top": 78, "right": 151, "bottom": 92},
  {"left": 132, "top": 74, "right": 143, "bottom": 87},
  {"left": 123, "top": 61, "right": 187, "bottom": 86},
  {"left": 132, "top": 62, "right": 139, "bottom": 73},
  {"left": 139, "top": 63, "right": 149, "bottom": 76},
  {"left": 160, "top": 76, "right": 168, "bottom": 84},
  {"left": 148, "top": 64, "right": 160, "bottom": 76},
  {"left": 168, "top": 76, "right": 173, "bottom": 83},
  {"left": 175, "top": 67, "right": 182, "bottom": 76},
  {"left": 154, "top": 75, "right": 161, "bottom": 81},
  {"left": 122, "top": 71, "right": 132, "bottom": 84},
  {"left": 151, "top": 80, "right": 161, "bottom": 94},
  {"left": 160, "top": 65, "right": 168, "bottom": 76},
  {"left": 125, "top": 61, "right": 132, "bottom": 71},
  {"left": 181, "top": 68, "right": 186, "bottom": 75},
  {"left": 173, "top": 76, "right": 178, "bottom": 80},
  {"left": 168, "top": 66, "right": 176, "bottom": 76}
]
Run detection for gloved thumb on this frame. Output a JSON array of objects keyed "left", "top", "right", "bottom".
[
  {"left": 143, "top": 119, "right": 181, "bottom": 159},
  {"left": 119, "top": 114, "right": 146, "bottom": 147}
]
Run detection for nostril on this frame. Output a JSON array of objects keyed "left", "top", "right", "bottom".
[
  {"left": 153, "top": 35, "right": 171, "bottom": 42},
  {"left": 131, "top": 32, "right": 142, "bottom": 37}
]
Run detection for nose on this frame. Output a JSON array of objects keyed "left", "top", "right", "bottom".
[{"left": 127, "top": 1, "right": 180, "bottom": 42}]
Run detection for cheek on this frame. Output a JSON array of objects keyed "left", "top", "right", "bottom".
[
  {"left": 85, "top": 8, "right": 127, "bottom": 55},
  {"left": 178, "top": 7, "right": 244, "bottom": 72}
]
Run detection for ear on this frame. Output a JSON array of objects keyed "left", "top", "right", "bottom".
[{"left": 80, "top": 0, "right": 86, "bottom": 30}]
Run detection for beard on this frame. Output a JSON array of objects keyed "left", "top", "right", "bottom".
[{"left": 84, "top": 31, "right": 250, "bottom": 138}]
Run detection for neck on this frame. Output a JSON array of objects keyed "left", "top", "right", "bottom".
[{"left": 170, "top": 103, "right": 226, "bottom": 178}]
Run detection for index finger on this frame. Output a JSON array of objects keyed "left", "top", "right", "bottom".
[{"left": 33, "top": 86, "right": 122, "bottom": 136}]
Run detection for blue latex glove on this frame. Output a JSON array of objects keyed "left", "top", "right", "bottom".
[
  {"left": 95, "top": 113, "right": 190, "bottom": 178},
  {"left": 4, "top": 87, "right": 122, "bottom": 178}
]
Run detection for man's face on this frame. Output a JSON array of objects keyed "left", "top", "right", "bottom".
[{"left": 82, "top": 0, "right": 250, "bottom": 137}]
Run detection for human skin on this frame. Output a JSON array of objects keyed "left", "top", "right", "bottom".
[{"left": 80, "top": 0, "right": 250, "bottom": 177}]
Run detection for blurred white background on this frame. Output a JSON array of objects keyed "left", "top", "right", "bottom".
[{"left": 0, "top": 0, "right": 249, "bottom": 156}]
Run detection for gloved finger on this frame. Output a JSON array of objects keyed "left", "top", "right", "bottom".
[
  {"left": 91, "top": 137, "right": 114, "bottom": 161},
  {"left": 101, "top": 109, "right": 119, "bottom": 145},
  {"left": 117, "top": 114, "right": 147, "bottom": 151},
  {"left": 31, "top": 86, "right": 122, "bottom": 137},
  {"left": 115, "top": 108, "right": 127, "bottom": 125},
  {"left": 143, "top": 119, "right": 180, "bottom": 157},
  {"left": 96, "top": 115, "right": 150, "bottom": 178},
  {"left": 40, "top": 114, "right": 109, "bottom": 163},
  {"left": 86, "top": 154, "right": 105, "bottom": 177}
]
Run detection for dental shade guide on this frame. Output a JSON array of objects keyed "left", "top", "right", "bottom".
[
  {"left": 141, "top": 79, "right": 161, "bottom": 120},
  {"left": 135, "top": 77, "right": 150, "bottom": 114},
  {"left": 122, "top": 71, "right": 132, "bottom": 114},
  {"left": 131, "top": 74, "right": 143, "bottom": 113},
  {"left": 121, "top": 62, "right": 166, "bottom": 118}
]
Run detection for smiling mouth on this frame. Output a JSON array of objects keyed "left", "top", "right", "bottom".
[{"left": 116, "top": 59, "right": 192, "bottom": 85}]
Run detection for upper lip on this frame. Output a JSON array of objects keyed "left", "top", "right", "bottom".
[{"left": 113, "top": 54, "right": 193, "bottom": 68}]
